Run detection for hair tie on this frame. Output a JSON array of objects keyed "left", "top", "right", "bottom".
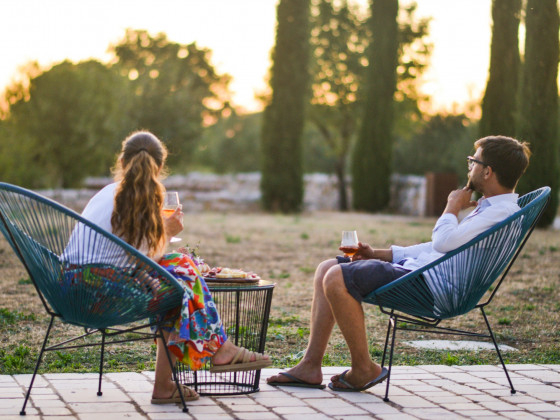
[{"left": 138, "top": 148, "right": 149, "bottom": 153}]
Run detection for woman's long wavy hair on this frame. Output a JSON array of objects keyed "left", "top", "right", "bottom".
[{"left": 111, "top": 131, "right": 168, "bottom": 258}]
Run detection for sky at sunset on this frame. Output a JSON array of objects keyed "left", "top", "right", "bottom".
[{"left": 1, "top": 0, "right": 492, "bottom": 113}]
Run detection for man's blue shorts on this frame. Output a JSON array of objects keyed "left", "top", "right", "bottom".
[{"left": 336, "top": 256, "right": 410, "bottom": 303}]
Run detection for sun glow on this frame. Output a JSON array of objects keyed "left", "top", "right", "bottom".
[{"left": 0, "top": 0, "right": 493, "bottom": 115}]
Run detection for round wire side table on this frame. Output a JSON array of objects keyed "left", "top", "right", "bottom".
[{"left": 176, "top": 280, "right": 275, "bottom": 396}]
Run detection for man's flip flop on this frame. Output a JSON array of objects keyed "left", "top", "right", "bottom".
[
  {"left": 268, "top": 372, "right": 326, "bottom": 389},
  {"left": 151, "top": 384, "right": 199, "bottom": 404},
  {"left": 328, "top": 367, "right": 389, "bottom": 392},
  {"left": 210, "top": 347, "right": 272, "bottom": 373}
]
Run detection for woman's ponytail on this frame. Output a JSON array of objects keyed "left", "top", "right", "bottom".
[{"left": 111, "top": 132, "right": 168, "bottom": 257}]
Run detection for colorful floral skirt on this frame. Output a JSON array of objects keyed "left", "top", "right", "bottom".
[{"left": 158, "top": 252, "right": 227, "bottom": 371}]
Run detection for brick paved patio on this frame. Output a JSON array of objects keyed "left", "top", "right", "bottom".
[{"left": 1, "top": 365, "right": 559, "bottom": 419}]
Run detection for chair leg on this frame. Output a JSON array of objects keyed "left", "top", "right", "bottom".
[
  {"left": 480, "top": 307, "right": 516, "bottom": 394},
  {"left": 97, "top": 330, "right": 106, "bottom": 397},
  {"left": 381, "top": 315, "right": 393, "bottom": 367},
  {"left": 157, "top": 329, "right": 189, "bottom": 413},
  {"left": 21, "top": 315, "right": 55, "bottom": 415},
  {"left": 383, "top": 316, "right": 398, "bottom": 402}
]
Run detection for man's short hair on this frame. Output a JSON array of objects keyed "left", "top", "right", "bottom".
[{"left": 474, "top": 136, "right": 531, "bottom": 189}]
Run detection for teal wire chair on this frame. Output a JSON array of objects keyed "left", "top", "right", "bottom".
[
  {"left": 363, "top": 187, "right": 551, "bottom": 402},
  {"left": 0, "top": 183, "right": 189, "bottom": 415}
]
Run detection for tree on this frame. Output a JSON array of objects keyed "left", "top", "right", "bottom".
[
  {"left": 110, "top": 29, "right": 232, "bottom": 169},
  {"left": 393, "top": 113, "right": 477, "bottom": 182},
  {"left": 351, "top": 0, "right": 399, "bottom": 212},
  {"left": 517, "top": 0, "right": 559, "bottom": 226},
  {"left": 479, "top": 0, "right": 522, "bottom": 138},
  {"left": 260, "top": 0, "right": 311, "bottom": 212},
  {"left": 309, "top": 0, "right": 430, "bottom": 210},
  {"left": 2, "top": 60, "right": 131, "bottom": 188}
]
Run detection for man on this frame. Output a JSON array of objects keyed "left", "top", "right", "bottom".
[{"left": 267, "top": 135, "right": 531, "bottom": 392}]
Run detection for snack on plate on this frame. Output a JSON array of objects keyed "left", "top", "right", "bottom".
[
  {"left": 205, "top": 267, "right": 259, "bottom": 280},
  {"left": 216, "top": 268, "right": 247, "bottom": 279},
  {"left": 198, "top": 263, "right": 210, "bottom": 274}
]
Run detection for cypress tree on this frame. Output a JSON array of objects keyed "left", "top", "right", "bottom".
[
  {"left": 351, "top": 0, "right": 399, "bottom": 212},
  {"left": 479, "top": 0, "right": 521, "bottom": 138},
  {"left": 260, "top": 0, "right": 310, "bottom": 212},
  {"left": 517, "top": 0, "right": 559, "bottom": 226}
]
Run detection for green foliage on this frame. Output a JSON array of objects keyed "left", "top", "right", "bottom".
[
  {"left": 351, "top": 0, "right": 399, "bottom": 211},
  {"left": 110, "top": 29, "right": 232, "bottom": 170},
  {"left": 308, "top": 1, "right": 431, "bottom": 210},
  {"left": 193, "top": 111, "right": 262, "bottom": 173},
  {"left": 0, "top": 29, "right": 232, "bottom": 188},
  {"left": 479, "top": 0, "right": 521, "bottom": 138},
  {"left": 1, "top": 60, "right": 131, "bottom": 188},
  {"left": 516, "top": 0, "right": 560, "bottom": 226},
  {"left": 393, "top": 113, "right": 477, "bottom": 181},
  {"left": 261, "top": 0, "right": 311, "bottom": 212}
]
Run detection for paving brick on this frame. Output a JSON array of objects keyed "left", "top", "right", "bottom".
[
  {"left": 419, "top": 365, "right": 462, "bottom": 373},
  {"left": 479, "top": 400, "right": 524, "bottom": 411},
  {"left": 305, "top": 397, "right": 369, "bottom": 416},
  {"left": 68, "top": 402, "right": 139, "bottom": 413},
  {"left": 518, "top": 402, "right": 560, "bottom": 412},
  {"left": 336, "top": 391, "right": 384, "bottom": 403},
  {"left": 281, "top": 414, "right": 327, "bottom": 420},
  {"left": 272, "top": 405, "right": 319, "bottom": 415},
  {"left": 501, "top": 412, "right": 544, "bottom": 419},
  {"left": 247, "top": 396, "right": 306, "bottom": 408},
  {"left": 57, "top": 388, "right": 130, "bottom": 403},
  {"left": 402, "top": 407, "right": 461, "bottom": 419},
  {"left": 454, "top": 409, "right": 497, "bottom": 417},
  {"left": 147, "top": 413, "right": 196, "bottom": 420},
  {"left": 226, "top": 413, "right": 280, "bottom": 420},
  {"left": 77, "top": 413, "right": 147, "bottom": 420},
  {"left": 227, "top": 404, "right": 269, "bottom": 412},
  {"left": 385, "top": 395, "right": 437, "bottom": 408},
  {"left": 361, "top": 402, "right": 402, "bottom": 415},
  {"left": 508, "top": 364, "right": 548, "bottom": 371},
  {"left": 376, "top": 413, "right": 420, "bottom": 420},
  {"left": 535, "top": 412, "right": 560, "bottom": 419}
]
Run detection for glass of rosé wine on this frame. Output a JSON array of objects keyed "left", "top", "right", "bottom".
[
  {"left": 340, "top": 230, "right": 359, "bottom": 258},
  {"left": 163, "top": 191, "right": 182, "bottom": 243}
]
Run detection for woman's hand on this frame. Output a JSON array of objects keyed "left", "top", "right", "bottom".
[{"left": 163, "top": 206, "right": 184, "bottom": 239}]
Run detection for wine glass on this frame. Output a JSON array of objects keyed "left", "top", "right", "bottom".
[
  {"left": 163, "top": 191, "right": 182, "bottom": 243},
  {"left": 340, "top": 230, "right": 359, "bottom": 258}
]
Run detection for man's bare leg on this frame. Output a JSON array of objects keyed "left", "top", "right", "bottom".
[
  {"left": 323, "top": 265, "right": 383, "bottom": 388},
  {"left": 267, "top": 259, "right": 338, "bottom": 385}
]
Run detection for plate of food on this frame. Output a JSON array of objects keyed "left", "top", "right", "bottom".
[{"left": 202, "top": 267, "right": 260, "bottom": 283}]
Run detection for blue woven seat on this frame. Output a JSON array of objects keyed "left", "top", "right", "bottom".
[
  {"left": 0, "top": 182, "right": 189, "bottom": 415},
  {"left": 363, "top": 187, "right": 550, "bottom": 401}
]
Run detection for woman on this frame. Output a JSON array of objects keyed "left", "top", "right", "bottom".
[{"left": 76, "top": 131, "right": 271, "bottom": 403}]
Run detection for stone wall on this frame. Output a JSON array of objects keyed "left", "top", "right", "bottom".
[{"left": 39, "top": 172, "right": 426, "bottom": 215}]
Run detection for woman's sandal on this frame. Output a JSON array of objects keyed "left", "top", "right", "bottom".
[
  {"left": 210, "top": 347, "right": 272, "bottom": 373},
  {"left": 151, "top": 384, "right": 199, "bottom": 404}
]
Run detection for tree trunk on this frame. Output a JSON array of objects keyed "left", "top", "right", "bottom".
[
  {"left": 335, "top": 157, "right": 349, "bottom": 211},
  {"left": 517, "top": 0, "right": 559, "bottom": 226},
  {"left": 479, "top": 0, "right": 521, "bottom": 138},
  {"left": 351, "top": 0, "right": 399, "bottom": 212},
  {"left": 260, "top": 0, "right": 311, "bottom": 213}
]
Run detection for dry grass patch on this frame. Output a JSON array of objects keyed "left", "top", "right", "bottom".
[{"left": 1, "top": 211, "right": 559, "bottom": 373}]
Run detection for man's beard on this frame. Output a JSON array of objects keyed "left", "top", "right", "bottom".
[{"left": 467, "top": 177, "right": 479, "bottom": 192}]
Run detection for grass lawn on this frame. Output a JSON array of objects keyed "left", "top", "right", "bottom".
[{"left": 1, "top": 211, "right": 559, "bottom": 374}]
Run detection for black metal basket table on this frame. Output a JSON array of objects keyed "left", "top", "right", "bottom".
[{"left": 176, "top": 279, "right": 275, "bottom": 396}]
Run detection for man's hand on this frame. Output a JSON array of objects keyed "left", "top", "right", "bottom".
[
  {"left": 163, "top": 206, "right": 184, "bottom": 238},
  {"left": 345, "top": 242, "right": 393, "bottom": 262},
  {"left": 443, "top": 187, "right": 477, "bottom": 217}
]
